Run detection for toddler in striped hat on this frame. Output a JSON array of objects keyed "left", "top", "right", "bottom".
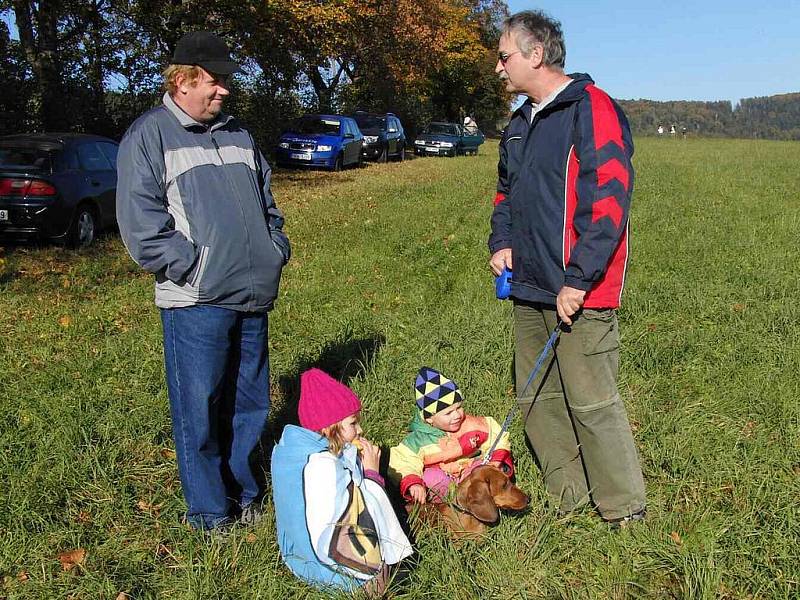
[{"left": 388, "top": 367, "right": 516, "bottom": 504}]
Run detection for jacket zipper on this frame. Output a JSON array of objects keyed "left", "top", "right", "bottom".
[{"left": 211, "top": 133, "right": 257, "bottom": 311}]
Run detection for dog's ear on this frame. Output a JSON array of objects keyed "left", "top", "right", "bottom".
[
  {"left": 458, "top": 476, "right": 499, "bottom": 524},
  {"left": 485, "top": 465, "right": 510, "bottom": 495}
]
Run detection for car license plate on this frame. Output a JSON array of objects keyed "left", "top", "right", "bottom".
[
  {"left": 425, "top": 147, "right": 438, "bottom": 153},
  {"left": 290, "top": 152, "right": 312, "bottom": 160},
  {"left": 0, "top": 209, "right": 8, "bottom": 221}
]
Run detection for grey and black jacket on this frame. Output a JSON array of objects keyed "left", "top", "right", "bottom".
[{"left": 117, "top": 93, "right": 290, "bottom": 312}]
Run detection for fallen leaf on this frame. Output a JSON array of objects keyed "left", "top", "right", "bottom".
[
  {"left": 160, "top": 448, "right": 176, "bottom": 460},
  {"left": 732, "top": 303, "right": 746, "bottom": 312},
  {"left": 670, "top": 531, "right": 682, "bottom": 546},
  {"left": 116, "top": 592, "right": 129, "bottom": 600},
  {"left": 57, "top": 548, "right": 86, "bottom": 571},
  {"left": 246, "top": 532, "right": 257, "bottom": 543},
  {"left": 136, "top": 499, "right": 162, "bottom": 515},
  {"left": 741, "top": 421, "right": 756, "bottom": 438},
  {"left": 646, "top": 323, "right": 657, "bottom": 332},
  {"left": 58, "top": 315, "right": 72, "bottom": 328},
  {"left": 75, "top": 510, "right": 92, "bottom": 524},
  {"left": 17, "top": 570, "right": 29, "bottom": 582}
]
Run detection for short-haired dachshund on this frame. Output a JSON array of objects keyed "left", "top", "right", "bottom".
[{"left": 408, "top": 464, "right": 529, "bottom": 538}]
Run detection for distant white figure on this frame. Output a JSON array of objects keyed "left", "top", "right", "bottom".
[
  {"left": 463, "top": 116, "right": 479, "bottom": 134},
  {"left": 657, "top": 125, "right": 664, "bottom": 136},
  {"left": 670, "top": 124, "right": 676, "bottom": 136}
]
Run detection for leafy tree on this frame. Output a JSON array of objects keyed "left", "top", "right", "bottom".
[{"left": 0, "top": 20, "right": 32, "bottom": 134}]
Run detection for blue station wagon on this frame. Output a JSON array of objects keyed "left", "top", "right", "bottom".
[{"left": 275, "top": 115, "right": 363, "bottom": 171}]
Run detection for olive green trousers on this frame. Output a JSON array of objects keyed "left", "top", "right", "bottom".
[{"left": 514, "top": 302, "right": 646, "bottom": 520}]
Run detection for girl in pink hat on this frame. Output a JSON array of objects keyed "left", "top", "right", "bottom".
[{"left": 271, "top": 368, "right": 412, "bottom": 595}]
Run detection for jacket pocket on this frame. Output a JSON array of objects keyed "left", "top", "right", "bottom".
[
  {"left": 187, "top": 245, "right": 210, "bottom": 288},
  {"left": 271, "top": 235, "right": 290, "bottom": 266}
]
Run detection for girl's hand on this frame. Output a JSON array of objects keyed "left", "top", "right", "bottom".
[
  {"left": 408, "top": 484, "right": 427, "bottom": 504},
  {"left": 357, "top": 437, "right": 381, "bottom": 472}
]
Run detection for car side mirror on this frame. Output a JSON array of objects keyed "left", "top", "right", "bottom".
[{"left": 344, "top": 132, "right": 354, "bottom": 139}]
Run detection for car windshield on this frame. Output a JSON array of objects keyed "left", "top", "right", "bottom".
[
  {"left": 291, "top": 118, "right": 341, "bottom": 135},
  {"left": 0, "top": 145, "right": 53, "bottom": 171},
  {"left": 354, "top": 116, "right": 385, "bottom": 130},
  {"left": 426, "top": 123, "right": 459, "bottom": 136}
]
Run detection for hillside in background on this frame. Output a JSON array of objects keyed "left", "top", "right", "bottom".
[{"left": 618, "top": 92, "right": 800, "bottom": 140}]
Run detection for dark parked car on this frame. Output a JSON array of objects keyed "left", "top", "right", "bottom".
[
  {"left": 275, "top": 114, "right": 363, "bottom": 171},
  {"left": 413, "top": 122, "right": 485, "bottom": 157},
  {"left": 352, "top": 112, "right": 406, "bottom": 162},
  {"left": 0, "top": 133, "right": 118, "bottom": 247}
]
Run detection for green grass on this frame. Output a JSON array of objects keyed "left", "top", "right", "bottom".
[{"left": 1, "top": 138, "right": 798, "bottom": 599}]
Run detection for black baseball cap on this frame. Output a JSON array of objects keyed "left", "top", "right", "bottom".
[{"left": 171, "top": 31, "right": 242, "bottom": 75}]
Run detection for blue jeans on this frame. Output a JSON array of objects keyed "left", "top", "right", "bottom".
[{"left": 161, "top": 305, "right": 270, "bottom": 530}]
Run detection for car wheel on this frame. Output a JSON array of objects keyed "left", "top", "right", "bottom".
[
  {"left": 396, "top": 144, "right": 405, "bottom": 162},
  {"left": 333, "top": 154, "right": 343, "bottom": 171},
  {"left": 67, "top": 204, "right": 97, "bottom": 248}
]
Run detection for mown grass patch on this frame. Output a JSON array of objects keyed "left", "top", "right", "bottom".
[{"left": 1, "top": 139, "right": 798, "bottom": 598}]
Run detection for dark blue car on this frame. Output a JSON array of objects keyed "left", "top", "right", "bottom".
[
  {"left": 275, "top": 115, "right": 363, "bottom": 171},
  {"left": 353, "top": 112, "right": 406, "bottom": 162},
  {"left": 0, "top": 133, "right": 118, "bottom": 247}
]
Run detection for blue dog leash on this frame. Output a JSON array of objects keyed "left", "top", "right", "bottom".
[{"left": 481, "top": 320, "right": 563, "bottom": 465}]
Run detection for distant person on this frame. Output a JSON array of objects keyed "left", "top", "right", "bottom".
[
  {"left": 489, "top": 10, "right": 646, "bottom": 526},
  {"left": 670, "top": 124, "right": 676, "bottom": 136},
  {"left": 463, "top": 115, "right": 479, "bottom": 134},
  {"left": 657, "top": 124, "right": 664, "bottom": 135},
  {"left": 681, "top": 126, "right": 687, "bottom": 138},
  {"left": 116, "top": 31, "right": 291, "bottom": 532}
]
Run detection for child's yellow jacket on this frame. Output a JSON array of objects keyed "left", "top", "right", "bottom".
[{"left": 388, "top": 411, "right": 513, "bottom": 499}]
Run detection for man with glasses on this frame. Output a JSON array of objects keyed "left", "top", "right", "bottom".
[
  {"left": 116, "top": 31, "right": 290, "bottom": 532},
  {"left": 488, "top": 11, "right": 646, "bottom": 527}
]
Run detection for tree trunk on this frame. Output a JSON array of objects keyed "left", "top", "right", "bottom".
[
  {"left": 12, "top": 0, "right": 66, "bottom": 131},
  {"left": 85, "top": 0, "right": 107, "bottom": 134}
]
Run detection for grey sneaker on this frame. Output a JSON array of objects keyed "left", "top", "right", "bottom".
[
  {"left": 239, "top": 502, "right": 265, "bottom": 528},
  {"left": 205, "top": 522, "right": 234, "bottom": 540},
  {"left": 609, "top": 507, "right": 647, "bottom": 530}
]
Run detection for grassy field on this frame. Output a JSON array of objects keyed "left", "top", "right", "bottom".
[{"left": 1, "top": 137, "right": 798, "bottom": 599}]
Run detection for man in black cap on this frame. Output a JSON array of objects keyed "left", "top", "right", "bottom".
[{"left": 116, "top": 31, "right": 291, "bottom": 532}]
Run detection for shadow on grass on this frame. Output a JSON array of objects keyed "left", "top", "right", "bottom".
[
  {"left": 252, "top": 329, "right": 386, "bottom": 493},
  {"left": 0, "top": 232, "right": 120, "bottom": 285}
]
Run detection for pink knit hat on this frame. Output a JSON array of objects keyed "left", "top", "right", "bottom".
[{"left": 298, "top": 368, "right": 362, "bottom": 431}]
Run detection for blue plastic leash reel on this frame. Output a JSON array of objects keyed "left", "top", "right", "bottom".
[{"left": 495, "top": 266, "right": 512, "bottom": 299}]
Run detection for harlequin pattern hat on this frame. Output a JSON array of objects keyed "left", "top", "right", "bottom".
[{"left": 415, "top": 366, "right": 463, "bottom": 417}]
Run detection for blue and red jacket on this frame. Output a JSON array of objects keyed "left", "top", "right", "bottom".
[{"left": 488, "top": 73, "right": 633, "bottom": 309}]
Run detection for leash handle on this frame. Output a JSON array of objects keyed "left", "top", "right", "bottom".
[{"left": 481, "top": 321, "right": 562, "bottom": 465}]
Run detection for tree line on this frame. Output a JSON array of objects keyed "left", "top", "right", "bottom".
[
  {"left": 0, "top": 0, "right": 511, "bottom": 150},
  {"left": 619, "top": 93, "right": 800, "bottom": 141}
]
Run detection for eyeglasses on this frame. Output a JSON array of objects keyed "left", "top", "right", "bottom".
[{"left": 498, "top": 50, "right": 521, "bottom": 65}]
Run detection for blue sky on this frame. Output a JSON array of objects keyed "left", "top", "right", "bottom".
[{"left": 506, "top": 0, "right": 798, "bottom": 105}]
